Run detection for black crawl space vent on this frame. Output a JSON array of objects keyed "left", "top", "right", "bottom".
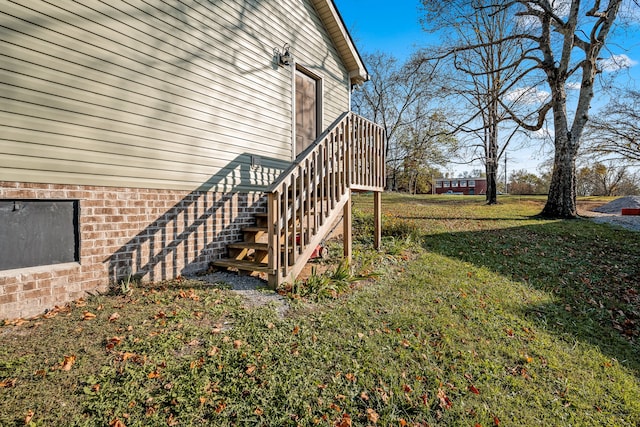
[{"left": 0, "top": 200, "right": 79, "bottom": 270}]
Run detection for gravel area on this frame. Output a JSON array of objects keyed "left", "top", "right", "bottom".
[
  {"left": 580, "top": 196, "right": 640, "bottom": 232},
  {"left": 193, "top": 271, "right": 289, "bottom": 318}
]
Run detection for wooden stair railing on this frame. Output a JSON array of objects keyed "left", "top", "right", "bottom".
[
  {"left": 212, "top": 112, "right": 384, "bottom": 287},
  {"left": 266, "top": 112, "right": 385, "bottom": 288}
]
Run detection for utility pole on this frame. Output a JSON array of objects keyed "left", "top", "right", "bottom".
[{"left": 504, "top": 152, "right": 508, "bottom": 194}]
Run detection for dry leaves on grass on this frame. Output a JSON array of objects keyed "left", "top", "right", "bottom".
[
  {"left": 0, "top": 378, "right": 17, "bottom": 388},
  {"left": 366, "top": 408, "right": 379, "bottom": 424},
  {"left": 60, "top": 355, "right": 76, "bottom": 371}
]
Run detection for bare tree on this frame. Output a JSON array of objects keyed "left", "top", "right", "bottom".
[
  {"left": 422, "top": 0, "right": 625, "bottom": 217},
  {"left": 421, "top": 0, "right": 527, "bottom": 204},
  {"left": 352, "top": 52, "right": 453, "bottom": 190},
  {"left": 584, "top": 89, "right": 640, "bottom": 163}
]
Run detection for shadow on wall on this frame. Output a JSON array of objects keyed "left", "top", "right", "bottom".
[{"left": 106, "top": 154, "right": 287, "bottom": 284}]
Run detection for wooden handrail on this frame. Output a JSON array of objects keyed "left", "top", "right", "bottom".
[{"left": 266, "top": 112, "right": 385, "bottom": 287}]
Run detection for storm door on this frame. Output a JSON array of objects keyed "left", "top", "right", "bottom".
[{"left": 295, "top": 69, "right": 320, "bottom": 156}]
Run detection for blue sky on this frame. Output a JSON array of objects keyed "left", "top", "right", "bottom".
[
  {"left": 334, "top": 0, "right": 640, "bottom": 175},
  {"left": 333, "top": 0, "right": 427, "bottom": 60}
]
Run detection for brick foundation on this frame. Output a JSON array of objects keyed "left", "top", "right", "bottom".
[{"left": 0, "top": 182, "right": 265, "bottom": 320}]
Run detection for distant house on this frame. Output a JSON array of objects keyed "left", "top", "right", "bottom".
[
  {"left": 0, "top": 0, "right": 384, "bottom": 319},
  {"left": 434, "top": 178, "right": 487, "bottom": 195}
]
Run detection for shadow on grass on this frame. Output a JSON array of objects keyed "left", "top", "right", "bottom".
[
  {"left": 396, "top": 215, "right": 541, "bottom": 222},
  {"left": 421, "top": 219, "right": 640, "bottom": 376}
]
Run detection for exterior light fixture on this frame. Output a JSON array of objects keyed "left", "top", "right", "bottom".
[{"left": 275, "top": 43, "right": 292, "bottom": 66}]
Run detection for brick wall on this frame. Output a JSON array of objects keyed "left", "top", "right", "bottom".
[{"left": 0, "top": 181, "right": 265, "bottom": 320}]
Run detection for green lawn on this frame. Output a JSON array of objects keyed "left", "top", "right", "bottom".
[{"left": 1, "top": 194, "right": 639, "bottom": 426}]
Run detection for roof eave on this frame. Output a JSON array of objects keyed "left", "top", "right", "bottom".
[{"left": 311, "top": 0, "right": 369, "bottom": 85}]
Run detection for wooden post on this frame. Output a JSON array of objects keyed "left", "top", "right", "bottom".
[
  {"left": 374, "top": 191, "right": 382, "bottom": 250},
  {"left": 267, "top": 192, "right": 280, "bottom": 289},
  {"left": 343, "top": 190, "right": 352, "bottom": 263}
]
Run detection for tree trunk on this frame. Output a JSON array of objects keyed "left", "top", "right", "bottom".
[
  {"left": 541, "top": 133, "right": 578, "bottom": 218},
  {"left": 485, "top": 102, "right": 499, "bottom": 205},
  {"left": 486, "top": 161, "right": 498, "bottom": 204}
]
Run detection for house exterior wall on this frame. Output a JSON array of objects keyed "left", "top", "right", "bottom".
[
  {"left": 434, "top": 178, "right": 488, "bottom": 195},
  {"left": 0, "top": 181, "right": 265, "bottom": 319},
  {"left": 0, "top": 0, "right": 351, "bottom": 191},
  {"left": 0, "top": 0, "right": 354, "bottom": 319}
]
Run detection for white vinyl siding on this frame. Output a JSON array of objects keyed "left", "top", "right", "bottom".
[{"left": 0, "top": 0, "right": 351, "bottom": 191}]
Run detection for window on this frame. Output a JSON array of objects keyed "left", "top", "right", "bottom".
[
  {"left": 435, "top": 181, "right": 442, "bottom": 188},
  {"left": 460, "top": 180, "right": 467, "bottom": 187},
  {"left": 468, "top": 180, "right": 476, "bottom": 187},
  {"left": 452, "top": 180, "right": 458, "bottom": 187},
  {"left": 443, "top": 181, "right": 450, "bottom": 187}
]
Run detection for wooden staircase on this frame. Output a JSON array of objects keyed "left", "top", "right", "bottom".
[
  {"left": 211, "top": 212, "right": 271, "bottom": 275},
  {"left": 212, "top": 112, "right": 385, "bottom": 288}
]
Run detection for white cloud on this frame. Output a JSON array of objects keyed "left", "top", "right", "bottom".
[
  {"left": 566, "top": 82, "right": 581, "bottom": 90},
  {"left": 505, "top": 87, "right": 550, "bottom": 105},
  {"left": 598, "top": 54, "right": 638, "bottom": 72}
]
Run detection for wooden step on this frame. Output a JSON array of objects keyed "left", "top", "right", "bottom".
[
  {"left": 243, "top": 226, "right": 268, "bottom": 233},
  {"left": 228, "top": 242, "right": 269, "bottom": 251},
  {"left": 211, "top": 258, "right": 270, "bottom": 273}
]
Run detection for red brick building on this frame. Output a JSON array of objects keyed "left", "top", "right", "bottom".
[{"left": 434, "top": 178, "right": 487, "bottom": 195}]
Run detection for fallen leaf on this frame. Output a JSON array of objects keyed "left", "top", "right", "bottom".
[
  {"left": 399, "top": 419, "right": 407, "bottom": 427},
  {"left": 254, "top": 407, "right": 264, "bottom": 416},
  {"left": 360, "top": 391, "right": 369, "bottom": 400},
  {"left": 366, "top": 408, "right": 379, "bottom": 424},
  {"left": 106, "top": 336, "right": 123, "bottom": 350},
  {"left": 167, "top": 413, "right": 179, "bottom": 426},
  {"left": 109, "top": 419, "right": 126, "bottom": 427},
  {"left": 24, "top": 410, "right": 35, "bottom": 424},
  {"left": 468, "top": 385, "right": 480, "bottom": 395},
  {"left": 233, "top": 340, "right": 243, "bottom": 349},
  {"left": 246, "top": 365, "right": 256, "bottom": 375},
  {"left": 345, "top": 373, "right": 356, "bottom": 382},
  {"left": 148, "top": 371, "right": 160, "bottom": 379},
  {"left": 108, "top": 312, "right": 120, "bottom": 322},
  {"left": 208, "top": 347, "right": 220, "bottom": 356},
  {"left": 82, "top": 311, "right": 96, "bottom": 321},
  {"left": 292, "top": 325, "right": 300, "bottom": 335},
  {"left": 437, "top": 388, "right": 452, "bottom": 409},
  {"left": 0, "top": 378, "right": 17, "bottom": 388},
  {"left": 61, "top": 355, "right": 76, "bottom": 371},
  {"left": 336, "top": 413, "right": 352, "bottom": 427}
]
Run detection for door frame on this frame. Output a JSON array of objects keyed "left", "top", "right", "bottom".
[{"left": 292, "top": 64, "right": 323, "bottom": 159}]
